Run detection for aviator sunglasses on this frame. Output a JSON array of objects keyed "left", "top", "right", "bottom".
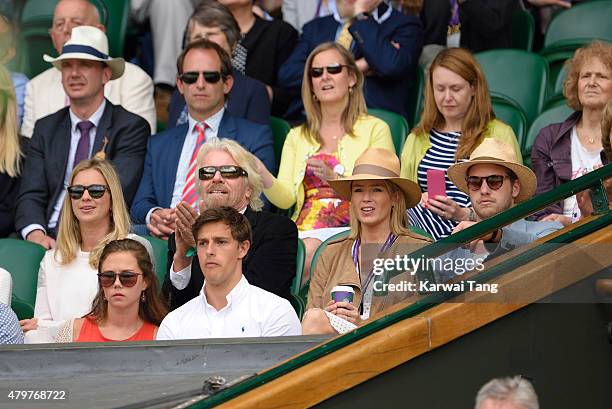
[
  {"left": 309, "top": 63, "right": 347, "bottom": 78},
  {"left": 199, "top": 165, "right": 249, "bottom": 180},
  {"left": 179, "top": 71, "right": 224, "bottom": 84},
  {"left": 97, "top": 272, "right": 143, "bottom": 288},
  {"left": 67, "top": 184, "right": 109, "bottom": 199},
  {"left": 465, "top": 175, "right": 509, "bottom": 191}
]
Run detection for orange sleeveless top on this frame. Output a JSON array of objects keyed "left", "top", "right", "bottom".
[{"left": 76, "top": 316, "right": 157, "bottom": 342}]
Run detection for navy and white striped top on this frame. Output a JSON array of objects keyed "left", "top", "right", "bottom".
[{"left": 408, "top": 129, "right": 471, "bottom": 240}]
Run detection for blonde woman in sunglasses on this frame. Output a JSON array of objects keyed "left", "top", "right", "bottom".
[
  {"left": 257, "top": 42, "right": 394, "bottom": 281},
  {"left": 56, "top": 238, "right": 167, "bottom": 342},
  {"left": 19, "top": 159, "right": 131, "bottom": 343}
]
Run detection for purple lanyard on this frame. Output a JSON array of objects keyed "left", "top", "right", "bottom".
[
  {"left": 315, "top": 0, "right": 323, "bottom": 18},
  {"left": 449, "top": 0, "right": 460, "bottom": 26},
  {"left": 351, "top": 233, "right": 397, "bottom": 296}
]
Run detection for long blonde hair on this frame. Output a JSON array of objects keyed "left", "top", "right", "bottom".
[
  {"left": 55, "top": 159, "right": 131, "bottom": 268},
  {"left": 416, "top": 48, "right": 494, "bottom": 160},
  {"left": 301, "top": 42, "right": 367, "bottom": 144},
  {"left": 348, "top": 181, "right": 410, "bottom": 240},
  {"left": 0, "top": 65, "right": 21, "bottom": 177}
]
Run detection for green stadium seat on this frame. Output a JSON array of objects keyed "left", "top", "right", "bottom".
[
  {"left": 523, "top": 104, "right": 573, "bottom": 167},
  {"left": 543, "top": 0, "right": 612, "bottom": 48},
  {"left": 270, "top": 116, "right": 291, "bottom": 167},
  {"left": 97, "top": 0, "right": 129, "bottom": 57},
  {"left": 491, "top": 93, "right": 528, "bottom": 149},
  {"left": 291, "top": 238, "right": 305, "bottom": 297},
  {"left": 476, "top": 49, "right": 548, "bottom": 125},
  {"left": 409, "top": 65, "right": 425, "bottom": 128},
  {"left": 368, "top": 107, "right": 409, "bottom": 156},
  {"left": 141, "top": 235, "right": 168, "bottom": 292},
  {"left": 511, "top": 8, "right": 535, "bottom": 52},
  {"left": 540, "top": 1, "right": 612, "bottom": 96},
  {"left": 15, "top": 26, "right": 56, "bottom": 79},
  {"left": 0, "top": 239, "right": 46, "bottom": 320}
]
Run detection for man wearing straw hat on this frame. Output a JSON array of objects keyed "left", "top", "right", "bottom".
[
  {"left": 16, "top": 26, "right": 149, "bottom": 249},
  {"left": 446, "top": 139, "right": 562, "bottom": 256},
  {"left": 21, "top": 0, "right": 155, "bottom": 138}
]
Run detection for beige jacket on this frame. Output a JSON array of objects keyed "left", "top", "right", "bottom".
[{"left": 306, "top": 233, "right": 432, "bottom": 317}]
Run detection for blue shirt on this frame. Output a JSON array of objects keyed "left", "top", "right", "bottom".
[{"left": 11, "top": 72, "right": 28, "bottom": 129}]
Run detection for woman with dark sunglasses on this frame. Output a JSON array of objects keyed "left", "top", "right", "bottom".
[
  {"left": 257, "top": 42, "right": 394, "bottom": 281},
  {"left": 56, "top": 238, "right": 167, "bottom": 342},
  {"left": 20, "top": 159, "right": 131, "bottom": 343}
]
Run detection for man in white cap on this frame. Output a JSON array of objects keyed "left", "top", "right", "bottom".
[
  {"left": 20, "top": 0, "right": 156, "bottom": 138},
  {"left": 446, "top": 139, "right": 563, "bottom": 256},
  {"left": 15, "top": 26, "right": 150, "bottom": 249}
]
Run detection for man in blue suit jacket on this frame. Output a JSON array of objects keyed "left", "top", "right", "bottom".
[
  {"left": 167, "top": 2, "right": 271, "bottom": 127},
  {"left": 131, "top": 39, "right": 275, "bottom": 238},
  {"left": 279, "top": 0, "right": 423, "bottom": 121}
]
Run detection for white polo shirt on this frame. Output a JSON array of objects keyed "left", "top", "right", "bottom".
[{"left": 156, "top": 276, "right": 301, "bottom": 340}]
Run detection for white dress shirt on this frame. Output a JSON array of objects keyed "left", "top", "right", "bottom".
[
  {"left": 21, "top": 100, "right": 107, "bottom": 239},
  {"left": 144, "top": 108, "right": 225, "bottom": 224},
  {"left": 156, "top": 276, "right": 301, "bottom": 340}
]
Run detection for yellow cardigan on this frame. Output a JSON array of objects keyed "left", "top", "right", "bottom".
[
  {"left": 264, "top": 115, "right": 394, "bottom": 220},
  {"left": 400, "top": 119, "right": 522, "bottom": 181}
]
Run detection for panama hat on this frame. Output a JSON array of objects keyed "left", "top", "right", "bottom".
[
  {"left": 43, "top": 26, "right": 125, "bottom": 80},
  {"left": 328, "top": 148, "right": 421, "bottom": 208},
  {"left": 447, "top": 139, "right": 537, "bottom": 202}
]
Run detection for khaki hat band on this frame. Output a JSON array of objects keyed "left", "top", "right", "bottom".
[{"left": 352, "top": 164, "right": 399, "bottom": 178}]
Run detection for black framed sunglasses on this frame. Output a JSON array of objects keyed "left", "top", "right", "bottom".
[
  {"left": 466, "top": 175, "right": 508, "bottom": 191},
  {"left": 97, "top": 272, "right": 143, "bottom": 288},
  {"left": 199, "top": 165, "right": 249, "bottom": 180},
  {"left": 309, "top": 63, "right": 347, "bottom": 78},
  {"left": 179, "top": 71, "right": 223, "bottom": 84},
  {"left": 67, "top": 184, "right": 109, "bottom": 199}
]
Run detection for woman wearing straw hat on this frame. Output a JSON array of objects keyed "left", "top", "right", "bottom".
[{"left": 302, "top": 148, "right": 431, "bottom": 335}]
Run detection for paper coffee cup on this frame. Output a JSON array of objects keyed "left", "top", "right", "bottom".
[{"left": 331, "top": 285, "right": 354, "bottom": 303}]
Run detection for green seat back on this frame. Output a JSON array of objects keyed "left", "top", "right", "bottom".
[
  {"left": 291, "top": 238, "right": 305, "bottom": 297},
  {"left": 0, "top": 239, "right": 45, "bottom": 319},
  {"left": 511, "top": 8, "right": 535, "bottom": 51},
  {"left": 15, "top": 25, "right": 55, "bottom": 79},
  {"left": 270, "top": 116, "right": 291, "bottom": 167},
  {"left": 368, "top": 107, "right": 409, "bottom": 156},
  {"left": 97, "top": 0, "right": 129, "bottom": 57},
  {"left": 141, "top": 235, "right": 168, "bottom": 292},
  {"left": 491, "top": 94, "right": 528, "bottom": 149},
  {"left": 409, "top": 65, "right": 425, "bottom": 128},
  {"left": 476, "top": 49, "right": 548, "bottom": 125},
  {"left": 543, "top": 0, "right": 612, "bottom": 48},
  {"left": 523, "top": 104, "right": 573, "bottom": 167},
  {"left": 20, "top": 0, "right": 55, "bottom": 25}
]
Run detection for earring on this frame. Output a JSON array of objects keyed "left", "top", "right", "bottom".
[
  {"left": 349, "top": 86, "right": 354, "bottom": 95},
  {"left": 140, "top": 292, "right": 146, "bottom": 303}
]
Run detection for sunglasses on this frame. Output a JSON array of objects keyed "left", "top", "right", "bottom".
[
  {"left": 309, "top": 64, "right": 347, "bottom": 78},
  {"left": 98, "top": 272, "right": 143, "bottom": 288},
  {"left": 199, "top": 165, "right": 249, "bottom": 180},
  {"left": 67, "top": 184, "right": 109, "bottom": 199},
  {"left": 466, "top": 175, "right": 508, "bottom": 191},
  {"left": 179, "top": 71, "right": 223, "bottom": 84}
]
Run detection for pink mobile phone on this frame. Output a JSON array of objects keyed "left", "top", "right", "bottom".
[{"left": 427, "top": 169, "right": 447, "bottom": 199}]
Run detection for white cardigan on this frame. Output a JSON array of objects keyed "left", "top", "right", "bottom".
[{"left": 25, "top": 249, "right": 98, "bottom": 343}]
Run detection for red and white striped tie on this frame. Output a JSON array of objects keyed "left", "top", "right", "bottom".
[{"left": 181, "top": 122, "right": 207, "bottom": 205}]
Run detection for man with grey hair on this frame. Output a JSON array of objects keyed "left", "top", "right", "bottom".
[
  {"left": 475, "top": 376, "right": 539, "bottom": 409},
  {"left": 163, "top": 138, "right": 297, "bottom": 309}
]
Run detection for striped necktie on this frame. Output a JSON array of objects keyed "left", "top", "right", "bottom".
[
  {"left": 181, "top": 123, "right": 208, "bottom": 206},
  {"left": 336, "top": 21, "right": 353, "bottom": 50}
]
